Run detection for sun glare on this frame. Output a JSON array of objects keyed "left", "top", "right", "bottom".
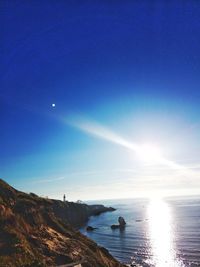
[
  {"left": 147, "top": 199, "right": 184, "bottom": 267},
  {"left": 137, "top": 143, "right": 162, "bottom": 163},
  {"left": 69, "top": 117, "right": 188, "bottom": 170}
]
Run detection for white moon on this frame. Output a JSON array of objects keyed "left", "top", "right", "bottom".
[{"left": 52, "top": 103, "right": 56, "bottom": 107}]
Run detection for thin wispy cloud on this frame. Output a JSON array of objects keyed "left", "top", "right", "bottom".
[{"left": 31, "top": 176, "right": 65, "bottom": 184}]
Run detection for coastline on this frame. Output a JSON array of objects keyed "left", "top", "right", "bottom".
[{"left": 0, "top": 179, "right": 125, "bottom": 267}]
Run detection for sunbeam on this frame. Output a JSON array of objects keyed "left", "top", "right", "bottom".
[{"left": 68, "top": 116, "right": 194, "bottom": 175}]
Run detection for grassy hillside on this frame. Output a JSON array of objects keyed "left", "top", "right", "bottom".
[{"left": 0, "top": 179, "right": 125, "bottom": 267}]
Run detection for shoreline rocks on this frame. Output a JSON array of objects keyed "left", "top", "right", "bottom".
[
  {"left": 86, "top": 225, "right": 98, "bottom": 231},
  {"left": 111, "top": 216, "right": 126, "bottom": 229}
]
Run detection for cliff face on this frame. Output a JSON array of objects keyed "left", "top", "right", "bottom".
[
  {"left": 51, "top": 201, "right": 115, "bottom": 228},
  {"left": 0, "top": 179, "right": 125, "bottom": 267}
]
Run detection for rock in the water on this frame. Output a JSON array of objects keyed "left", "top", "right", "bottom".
[
  {"left": 111, "top": 224, "right": 120, "bottom": 229},
  {"left": 111, "top": 216, "right": 126, "bottom": 229},
  {"left": 118, "top": 216, "right": 126, "bottom": 226},
  {"left": 86, "top": 226, "right": 97, "bottom": 231}
]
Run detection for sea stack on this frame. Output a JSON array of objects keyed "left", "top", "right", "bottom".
[
  {"left": 111, "top": 216, "right": 126, "bottom": 229},
  {"left": 118, "top": 216, "right": 126, "bottom": 227}
]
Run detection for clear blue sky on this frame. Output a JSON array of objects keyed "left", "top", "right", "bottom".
[{"left": 1, "top": 1, "right": 200, "bottom": 200}]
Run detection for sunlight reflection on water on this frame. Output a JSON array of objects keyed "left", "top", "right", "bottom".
[{"left": 147, "top": 199, "right": 185, "bottom": 267}]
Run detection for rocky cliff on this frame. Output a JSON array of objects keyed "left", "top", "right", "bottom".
[
  {"left": 51, "top": 201, "right": 115, "bottom": 228},
  {"left": 0, "top": 179, "right": 125, "bottom": 267}
]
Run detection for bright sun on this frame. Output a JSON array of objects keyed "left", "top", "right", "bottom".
[{"left": 137, "top": 143, "right": 162, "bottom": 163}]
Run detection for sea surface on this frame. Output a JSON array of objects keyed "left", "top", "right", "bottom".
[{"left": 80, "top": 197, "right": 200, "bottom": 267}]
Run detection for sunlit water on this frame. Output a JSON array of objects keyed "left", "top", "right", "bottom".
[
  {"left": 147, "top": 199, "right": 184, "bottom": 267},
  {"left": 80, "top": 197, "right": 200, "bottom": 267}
]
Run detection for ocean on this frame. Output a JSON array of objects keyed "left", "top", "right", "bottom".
[{"left": 80, "top": 197, "right": 200, "bottom": 267}]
